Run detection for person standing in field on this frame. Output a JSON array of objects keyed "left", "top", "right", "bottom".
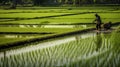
[{"left": 93, "top": 13, "right": 102, "bottom": 31}]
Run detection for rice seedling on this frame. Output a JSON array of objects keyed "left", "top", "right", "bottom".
[{"left": 0, "top": 32, "right": 119, "bottom": 67}]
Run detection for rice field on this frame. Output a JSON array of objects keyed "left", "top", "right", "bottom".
[
  {"left": 0, "top": 7, "right": 120, "bottom": 24},
  {"left": 0, "top": 32, "right": 119, "bottom": 67},
  {"left": 0, "top": 6, "right": 120, "bottom": 67},
  {"left": 0, "top": 25, "right": 87, "bottom": 45}
]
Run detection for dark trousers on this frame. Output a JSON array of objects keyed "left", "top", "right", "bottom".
[{"left": 96, "top": 24, "right": 101, "bottom": 30}]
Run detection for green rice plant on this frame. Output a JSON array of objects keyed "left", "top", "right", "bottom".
[
  {"left": 110, "top": 31, "right": 120, "bottom": 53},
  {"left": 0, "top": 7, "right": 120, "bottom": 24},
  {"left": 0, "top": 13, "right": 71, "bottom": 18},
  {"left": 0, "top": 32, "right": 120, "bottom": 67},
  {"left": 0, "top": 27, "right": 84, "bottom": 45}
]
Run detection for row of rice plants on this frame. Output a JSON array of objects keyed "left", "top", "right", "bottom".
[
  {"left": 62, "top": 32, "right": 120, "bottom": 67},
  {"left": 0, "top": 32, "right": 120, "bottom": 67}
]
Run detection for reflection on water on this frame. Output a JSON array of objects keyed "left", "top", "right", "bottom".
[
  {"left": 42, "top": 25, "right": 74, "bottom": 28},
  {"left": 75, "top": 32, "right": 96, "bottom": 42},
  {"left": 0, "top": 25, "right": 89, "bottom": 28},
  {"left": 0, "top": 32, "right": 120, "bottom": 67},
  {"left": 95, "top": 32, "right": 102, "bottom": 51}
]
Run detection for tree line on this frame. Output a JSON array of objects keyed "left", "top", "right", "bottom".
[{"left": 0, "top": 0, "right": 120, "bottom": 8}]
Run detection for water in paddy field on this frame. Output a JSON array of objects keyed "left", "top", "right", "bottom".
[
  {"left": 0, "top": 24, "right": 90, "bottom": 28},
  {"left": 0, "top": 32, "right": 120, "bottom": 67}
]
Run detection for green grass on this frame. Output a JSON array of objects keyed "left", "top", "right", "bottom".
[
  {"left": 0, "top": 18, "right": 93, "bottom": 24},
  {"left": 0, "top": 27, "right": 83, "bottom": 33},
  {"left": 0, "top": 32, "right": 119, "bottom": 67},
  {"left": 55, "top": 13, "right": 120, "bottom": 19},
  {"left": 0, "top": 6, "right": 120, "bottom": 47},
  {"left": 1, "top": 18, "right": 119, "bottom": 25},
  {"left": 0, "top": 27, "right": 85, "bottom": 45},
  {"left": 0, "top": 33, "right": 54, "bottom": 45},
  {"left": 0, "top": 13, "right": 71, "bottom": 18},
  {"left": 0, "top": 7, "right": 120, "bottom": 24},
  {"left": 0, "top": 38, "right": 29, "bottom": 45}
]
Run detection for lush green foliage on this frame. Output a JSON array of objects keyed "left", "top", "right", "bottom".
[{"left": 0, "top": 0, "right": 120, "bottom": 6}]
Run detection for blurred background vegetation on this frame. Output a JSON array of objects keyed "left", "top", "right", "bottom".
[{"left": 0, "top": 0, "right": 120, "bottom": 9}]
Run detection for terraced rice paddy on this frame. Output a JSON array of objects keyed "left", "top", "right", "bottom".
[
  {"left": 0, "top": 7, "right": 120, "bottom": 67},
  {"left": 0, "top": 32, "right": 120, "bottom": 67},
  {"left": 0, "top": 7, "right": 120, "bottom": 24},
  {"left": 0, "top": 26, "right": 86, "bottom": 45}
]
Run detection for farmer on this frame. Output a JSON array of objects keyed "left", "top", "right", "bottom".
[{"left": 93, "top": 13, "right": 102, "bottom": 31}]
